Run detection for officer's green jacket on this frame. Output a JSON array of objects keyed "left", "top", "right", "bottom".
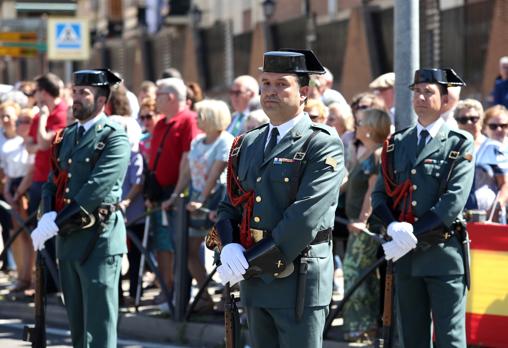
[
  {"left": 218, "top": 115, "right": 345, "bottom": 308},
  {"left": 371, "top": 122, "right": 474, "bottom": 276},
  {"left": 42, "top": 114, "right": 130, "bottom": 261}
]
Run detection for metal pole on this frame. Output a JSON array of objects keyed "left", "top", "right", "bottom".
[
  {"left": 394, "top": 0, "right": 419, "bottom": 130},
  {"left": 64, "top": 61, "right": 73, "bottom": 84},
  {"left": 173, "top": 194, "right": 190, "bottom": 322}
]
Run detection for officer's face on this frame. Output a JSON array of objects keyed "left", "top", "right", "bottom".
[
  {"left": 72, "top": 86, "right": 100, "bottom": 121},
  {"left": 412, "top": 83, "right": 447, "bottom": 123},
  {"left": 259, "top": 73, "right": 308, "bottom": 124}
]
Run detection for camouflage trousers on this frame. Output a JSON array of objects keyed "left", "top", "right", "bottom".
[{"left": 342, "top": 230, "right": 380, "bottom": 335}]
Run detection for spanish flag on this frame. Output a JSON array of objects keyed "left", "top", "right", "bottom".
[{"left": 466, "top": 222, "right": 508, "bottom": 347}]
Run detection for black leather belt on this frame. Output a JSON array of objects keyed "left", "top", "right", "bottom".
[
  {"left": 311, "top": 228, "right": 333, "bottom": 244},
  {"left": 250, "top": 228, "right": 332, "bottom": 245}
]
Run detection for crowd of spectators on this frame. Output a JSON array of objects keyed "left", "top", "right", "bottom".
[{"left": 0, "top": 55, "right": 507, "bottom": 343}]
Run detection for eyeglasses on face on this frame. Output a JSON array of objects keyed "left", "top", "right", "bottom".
[
  {"left": 139, "top": 113, "right": 154, "bottom": 121},
  {"left": 487, "top": 123, "right": 508, "bottom": 131},
  {"left": 455, "top": 115, "right": 480, "bottom": 125},
  {"left": 229, "top": 89, "right": 245, "bottom": 97}
]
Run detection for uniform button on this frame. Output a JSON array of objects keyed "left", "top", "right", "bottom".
[
  {"left": 57, "top": 157, "right": 60, "bottom": 162},
  {"left": 65, "top": 188, "right": 69, "bottom": 193},
  {"left": 436, "top": 172, "right": 440, "bottom": 177},
  {"left": 68, "top": 158, "right": 72, "bottom": 164},
  {"left": 236, "top": 176, "right": 240, "bottom": 180},
  {"left": 65, "top": 199, "right": 71, "bottom": 204},
  {"left": 411, "top": 169, "right": 416, "bottom": 175},
  {"left": 414, "top": 217, "right": 419, "bottom": 222},
  {"left": 284, "top": 177, "right": 289, "bottom": 182},
  {"left": 412, "top": 184, "right": 417, "bottom": 190},
  {"left": 273, "top": 272, "right": 279, "bottom": 277},
  {"left": 411, "top": 201, "right": 417, "bottom": 206},
  {"left": 256, "top": 177, "right": 262, "bottom": 183},
  {"left": 256, "top": 196, "right": 262, "bottom": 203},
  {"left": 68, "top": 173, "right": 72, "bottom": 178},
  {"left": 254, "top": 216, "right": 261, "bottom": 223},
  {"left": 85, "top": 157, "right": 90, "bottom": 162}
]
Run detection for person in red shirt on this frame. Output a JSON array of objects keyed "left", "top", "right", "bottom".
[
  {"left": 146, "top": 77, "right": 199, "bottom": 306},
  {"left": 23, "top": 73, "right": 67, "bottom": 294}
]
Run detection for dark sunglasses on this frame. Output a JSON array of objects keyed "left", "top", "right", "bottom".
[
  {"left": 455, "top": 116, "right": 480, "bottom": 125},
  {"left": 229, "top": 90, "right": 244, "bottom": 97},
  {"left": 139, "top": 113, "right": 154, "bottom": 121},
  {"left": 487, "top": 123, "right": 508, "bottom": 130}
]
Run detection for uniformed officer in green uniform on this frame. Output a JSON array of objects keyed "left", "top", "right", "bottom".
[
  {"left": 215, "top": 50, "right": 345, "bottom": 348},
  {"left": 372, "top": 68, "right": 474, "bottom": 348},
  {"left": 31, "top": 69, "right": 130, "bottom": 348}
]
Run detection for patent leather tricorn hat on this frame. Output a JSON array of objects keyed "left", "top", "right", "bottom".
[
  {"left": 73, "top": 69, "right": 122, "bottom": 87},
  {"left": 259, "top": 49, "right": 326, "bottom": 75},
  {"left": 409, "top": 68, "right": 466, "bottom": 89}
]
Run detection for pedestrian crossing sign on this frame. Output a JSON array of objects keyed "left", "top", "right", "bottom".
[{"left": 47, "top": 18, "right": 90, "bottom": 61}]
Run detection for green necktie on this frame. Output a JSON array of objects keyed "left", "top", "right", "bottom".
[
  {"left": 75, "top": 126, "right": 85, "bottom": 145},
  {"left": 264, "top": 127, "right": 279, "bottom": 159},
  {"left": 416, "top": 129, "right": 429, "bottom": 155}
]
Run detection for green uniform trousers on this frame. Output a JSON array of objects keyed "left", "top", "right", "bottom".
[
  {"left": 396, "top": 273, "right": 467, "bottom": 348},
  {"left": 59, "top": 255, "right": 122, "bottom": 348},
  {"left": 246, "top": 305, "right": 328, "bottom": 348}
]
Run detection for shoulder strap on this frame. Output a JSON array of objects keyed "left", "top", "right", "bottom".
[
  {"left": 152, "top": 122, "right": 173, "bottom": 171},
  {"left": 287, "top": 129, "right": 320, "bottom": 204}
]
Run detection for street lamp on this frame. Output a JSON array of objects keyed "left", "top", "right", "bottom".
[
  {"left": 190, "top": 5, "right": 202, "bottom": 27},
  {"left": 262, "top": 0, "right": 276, "bottom": 21},
  {"left": 262, "top": 0, "right": 277, "bottom": 50}
]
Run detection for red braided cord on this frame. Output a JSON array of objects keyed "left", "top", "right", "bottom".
[
  {"left": 226, "top": 136, "right": 255, "bottom": 248},
  {"left": 381, "top": 136, "right": 415, "bottom": 223}
]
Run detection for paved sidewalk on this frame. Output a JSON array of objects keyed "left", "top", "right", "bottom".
[{"left": 0, "top": 267, "right": 372, "bottom": 347}]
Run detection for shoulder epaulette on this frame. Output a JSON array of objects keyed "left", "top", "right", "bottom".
[
  {"left": 448, "top": 128, "right": 471, "bottom": 140},
  {"left": 246, "top": 122, "right": 269, "bottom": 133},
  {"left": 310, "top": 122, "right": 333, "bottom": 135},
  {"left": 104, "top": 119, "right": 121, "bottom": 131}
]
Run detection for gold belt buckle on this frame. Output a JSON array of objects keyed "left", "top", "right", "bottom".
[{"left": 250, "top": 228, "right": 265, "bottom": 243}]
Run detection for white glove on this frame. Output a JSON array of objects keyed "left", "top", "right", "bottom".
[
  {"left": 217, "top": 264, "right": 244, "bottom": 286},
  {"left": 220, "top": 243, "right": 249, "bottom": 277},
  {"left": 387, "top": 222, "right": 417, "bottom": 250},
  {"left": 31, "top": 212, "right": 59, "bottom": 251},
  {"left": 382, "top": 241, "right": 412, "bottom": 262}
]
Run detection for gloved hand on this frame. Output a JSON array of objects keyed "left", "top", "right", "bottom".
[
  {"left": 31, "top": 211, "right": 59, "bottom": 251},
  {"left": 220, "top": 243, "right": 249, "bottom": 277},
  {"left": 382, "top": 240, "right": 412, "bottom": 261},
  {"left": 387, "top": 222, "right": 417, "bottom": 250},
  {"left": 217, "top": 264, "right": 244, "bottom": 286}
]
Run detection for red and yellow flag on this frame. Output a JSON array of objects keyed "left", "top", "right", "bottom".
[{"left": 466, "top": 222, "right": 508, "bottom": 347}]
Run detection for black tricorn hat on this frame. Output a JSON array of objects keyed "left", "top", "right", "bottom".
[
  {"left": 73, "top": 69, "right": 122, "bottom": 87},
  {"left": 259, "top": 49, "right": 326, "bottom": 75},
  {"left": 409, "top": 68, "right": 466, "bottom": 89}
]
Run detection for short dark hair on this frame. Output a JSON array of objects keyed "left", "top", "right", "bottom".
[
  {"left": 438, "top": 84, "right": 448, "bottom": 96},
  {"left": 95, "top": 86, "right": 111, "bottom": 102},
  {"left": 296, "top": 74, "right": 310, "bottom": 87},
  {"left": 34, "top": 73, "right": 62, "bottom": 98}
]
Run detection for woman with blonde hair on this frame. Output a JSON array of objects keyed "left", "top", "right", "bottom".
[
  {"left": 163, "top": 99, "right": 234, "bottom": 312},
  {"left": 342, "top": 108, "right": 391, "bottom": 342}
]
